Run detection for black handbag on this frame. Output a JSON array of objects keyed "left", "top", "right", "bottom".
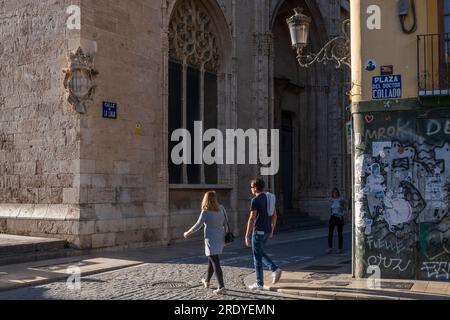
[{"left": 222, "top": 206, "right": 235, "bottom": 245}]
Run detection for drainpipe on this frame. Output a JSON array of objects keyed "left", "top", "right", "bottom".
[{"left": 350, "top": 0, "right": 362, "bottom": 279}]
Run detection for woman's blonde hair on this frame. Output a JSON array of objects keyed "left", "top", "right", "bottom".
[{"left": 201, "top": 191, "right": 220, "bottom": 212}]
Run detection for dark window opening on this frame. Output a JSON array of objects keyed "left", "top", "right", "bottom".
[{"left": 168, "top": 62, "right": 219, "bottom": 185}]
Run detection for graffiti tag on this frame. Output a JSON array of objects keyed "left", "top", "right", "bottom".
[
  {"left": 421, "top": 262, "right": 450, "bottom": 280},
  {"left": 426, "top": 119, "right": 450, "bottom": 136},
  {"left": 366, "top": 236, "right": 410, "bottom": 255},
  {"left": 365, "top": 119, "right": 412, "bottom": 141},
  {"left": 367, "top": 254, "right": 411, "bottom": 272}
]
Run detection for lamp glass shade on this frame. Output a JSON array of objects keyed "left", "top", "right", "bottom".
[
  {"left": 289, "top": 23, "right": 309, "bottom": 48},
  {"left": 286, "top": 8, "right": 311, "bottom": 48}
]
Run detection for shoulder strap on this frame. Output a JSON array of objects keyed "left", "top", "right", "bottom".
[{"left": 221, "top": 206, "right": 231, "bottom": 231}]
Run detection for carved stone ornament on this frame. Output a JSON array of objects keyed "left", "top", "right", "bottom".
[
  {"left": 63, "top": 47, "right": 99, "bottom": 114},
  {"left": 169, "top": 0, "right": 220, "bottom": 72}
]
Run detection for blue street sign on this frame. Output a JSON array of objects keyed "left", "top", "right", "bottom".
[
  {"left": 372, "top": 75, "right": 402, "bottom": 100},
  {"left": 103, "top": 101, "right": 117, "bottom": 119}
]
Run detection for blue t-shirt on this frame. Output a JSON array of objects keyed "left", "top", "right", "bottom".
[{"left": 250, "top": 193, "right": 272, "bottom": 233}]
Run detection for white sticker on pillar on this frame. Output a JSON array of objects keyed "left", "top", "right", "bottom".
[
  {"left": 355, "top": 133, "right": 363, "bottom": 147},
  {"left": 372, "top": 141, "right": 392, "bottom": 157}
]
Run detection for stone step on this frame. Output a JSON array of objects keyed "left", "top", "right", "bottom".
[
  {"left": 277, "top": 214, "right": 327, "bottom": 231},
  {"left": 0, "top": 248, "right": 82, "bottom": 267},
  {"left": 0, "top": 234, "right": 74, "bottom": 266}
]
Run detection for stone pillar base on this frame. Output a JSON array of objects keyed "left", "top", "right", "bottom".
[{"left": 0, "top": 204, "right": 165, "bottom": 250}]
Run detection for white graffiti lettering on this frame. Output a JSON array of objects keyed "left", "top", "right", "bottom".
[
  {"left": 366, "top": 236, "right": 409, "bottom": 255},
  {"left": 426, "top": 119, "right": 450, "bottom": 136},
  {"left": 365, "top": 119, "right": 412, "bottom": 141},
  {"left": 367, "top": 254, "right": 411, "bottom": 272},
  {"left": 421, "top": 262, "right": 450, "bottom": 280}
]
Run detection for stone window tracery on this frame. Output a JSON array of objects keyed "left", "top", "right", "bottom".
[
  {"left": 168, "top": 0, "right": 220, "bottom": 185},
  {"left": 169, "top": 0, "right": 220, "bottom": 72}
]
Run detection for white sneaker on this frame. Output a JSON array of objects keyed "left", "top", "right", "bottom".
[
  {"left": 213, "top": 287, "right": 226, "bottom": 295},
  {"left": 248, "top": 283, "right": 264, "bottom": 290},
  {"left": 201, "top": 278, "right": 210, "bottom": 289},
  {"left": 272, "top": 268, "right": 282, "bottom": 284}
]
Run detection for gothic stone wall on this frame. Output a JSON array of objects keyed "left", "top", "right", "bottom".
[
  {"left": 0, "top": 0, "right": 169, "bottom": 249},
  {"left": 75, "top": 0, "right": 169, "bottom": 249},
  {"left": 0, "top": 0, "right": 85, "bottom": 245}
]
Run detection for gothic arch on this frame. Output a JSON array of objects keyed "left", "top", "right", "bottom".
[{"left": 167, "top": 0, "right": 232, "bottom": 73}]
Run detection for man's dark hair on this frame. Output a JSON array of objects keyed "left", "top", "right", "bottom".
[{"left": 251, "top": 178, "right": 265, "bottom": 192}]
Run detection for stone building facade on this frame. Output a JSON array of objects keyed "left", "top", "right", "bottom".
[{"left": 0, "top": 0, "right": 350, "bottom": 249}]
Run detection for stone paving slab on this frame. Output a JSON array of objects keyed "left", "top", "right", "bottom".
[{"left": 0, "top": 256, "right": 143, "bottom": 292}]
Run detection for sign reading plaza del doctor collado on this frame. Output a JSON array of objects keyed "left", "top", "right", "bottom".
[{"left": 372, "top": 75, "right": 402, "bottom": 100}]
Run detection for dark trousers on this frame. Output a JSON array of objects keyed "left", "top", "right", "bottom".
[
  {"left": 328, "top": 215, "right": 344, "bottom": 249},
  {"left": 206, "top": 255, "right": 225, "bottom": 289}
]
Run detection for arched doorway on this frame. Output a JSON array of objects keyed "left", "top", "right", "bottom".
[{"left": 271, "top": 0, "right": 351, "bottom": 227}]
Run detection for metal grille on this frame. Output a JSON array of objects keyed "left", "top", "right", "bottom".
[
  {"left": 301, "top": 265, "right": 342, "bottom": 271},
  {"left": 322, "top": 281, "right": 350, "bottom": 287},
  {"left": 380, "top": 282, "right": 414, "bottom": 290},
  {"left": 306, "top": 272, "right": 339, "bottom": 280},
  {"left": 150, "top": 281, "right": 194, "bottom": 289},
  {"left": 417, "top": 33, "right": 450, "bottom": 96}
]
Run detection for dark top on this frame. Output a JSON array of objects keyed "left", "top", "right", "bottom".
[{"left": 250, "top": 193, "right": 272, "bottom": 233}]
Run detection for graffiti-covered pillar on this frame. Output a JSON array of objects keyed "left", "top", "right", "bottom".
[
  {"left": 351, "top": 0, "right": 450, "bottom": 281},
  {"left": 353, "top": 100, "right": 450, "bottom": 280}
]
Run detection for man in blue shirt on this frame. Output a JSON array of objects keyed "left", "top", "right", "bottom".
[{"left": 245, "top": 178, "right": 282, "bottom": 290}]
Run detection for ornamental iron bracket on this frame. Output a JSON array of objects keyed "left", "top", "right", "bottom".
[{"left": 296, "top": 20, "right": 351, "bottom": 69}]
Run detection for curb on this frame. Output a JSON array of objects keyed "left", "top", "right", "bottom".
[
  {"left": 272, "top": 288, "right": 404, "bottom": 300},
  {"left": 243, "top": 272, "right": 450, "bottom": 300}
]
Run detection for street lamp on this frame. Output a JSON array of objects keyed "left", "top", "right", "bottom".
[{"left": 287, "top": 7, "right": 351, "bottom": 69}]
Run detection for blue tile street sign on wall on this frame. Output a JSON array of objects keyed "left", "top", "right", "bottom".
[
  {"left": 103, "top": 101, "right": 117, "bottom": 119},
  {"left": 372, "top": 75, "right": 402, "bottom": 100}
]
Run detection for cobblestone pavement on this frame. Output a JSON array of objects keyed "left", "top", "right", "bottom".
[
  {"left": 0, "top": 228, "right": 351, "bottom": 300},
  {"left": 0, "top": 262, "right": 298, "bottom": 300}
]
